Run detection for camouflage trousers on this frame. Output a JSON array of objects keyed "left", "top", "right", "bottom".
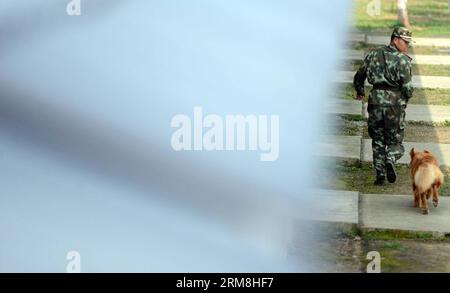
[{"left": 367, "top": 104, "right": 406, "bottom": 177}]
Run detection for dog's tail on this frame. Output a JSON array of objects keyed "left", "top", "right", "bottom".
[
  {"left": 415, "top": 164, "right": 443, "bottom": 194},
  {"left": 435, "top": 166, "right": 444, "bottom": 189}
]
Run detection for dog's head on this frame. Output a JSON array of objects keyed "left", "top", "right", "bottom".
[{"left": 410, "top": 148, "right": 436, "bottom": 165}]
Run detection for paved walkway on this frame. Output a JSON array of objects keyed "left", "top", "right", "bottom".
[
  {"left": 325, "top": 99, "right": 362, "bottom": 116},
  {"left": 361, "top": 193, "right": 450, "bottom": 233},
  {"left": 350, "top": 33, "right": 450, "bottom": 47},
  {"left": 342, "top": 49, "right": 450, "bottom": 65},
  {"left": 317, "top": 135, "right": 361, "bottom": 161},
  {"left": 304, "top": 189, "right": 359, "bottom": 224},
  {"left": 337, "top": 71, "right": 450, "bottom": 89},
  {"left": 307, "top": 189, "right": 450, "bottom": 234},
  {"left": 327, "top": 99, "right": 450, "bottom": 123},
  {"left": 310, "top": 190, "right": 450, "bottom": 233}
]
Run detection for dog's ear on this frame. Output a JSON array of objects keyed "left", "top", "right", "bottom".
[
  {"left": 424, "top": 150, "right": 430, "bottom": 154},
  {"left": 410, "top": 148, "right": 415, "bottom": 158}
]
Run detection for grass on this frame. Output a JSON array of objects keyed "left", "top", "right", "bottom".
[
  {"left": 360, "top": 230, "right": 446, "bottom": 272},
  {"left": 410, "top": 88, "right": 450, "bottom": 105},
  {"left": 361, "top": 236, "right": 450, "bottom": 272},
  {"left": 361, "top": 243, "right": 412, "bottom": 273},
  {"left": 354, "top": 0, "right": 450, "bottom": 37},
  {"left": 340, "top": 225, "right": 362, "bottom": 239},
  {"left": 335, "top": 225, "right": 439, "bottom": 241},
  {"left": 411, "top": 64, "right": 450, "bottom": 77},
  {"left": 342, "top": 114, "right": 365, "bottom": 122},
  {"left": 362, "top": 229, "right": 437, "bottom": 241},
  {"left": 335, "top": 83, "right": 450, "bottom": 106},
  {"left": 309, "top": 223, "right": 450, "bottom": 272},
  {"left": 413, "top": 121, "right": 450, "bottom": 127},
  {"left": 342, "top": 162, "right": 414, "bottom": 194},
  {"left": 332, "top": 84, "right": 363, "bottom": 101},
  {"left": 348, "top": 61, "right": 450, "bottom": 77},
  {"left": 383, "top": 241, "right": 403, "bottom": 250}
]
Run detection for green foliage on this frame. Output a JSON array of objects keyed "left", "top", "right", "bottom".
[
  {"left": 363, "top": 229, "right": 436, "bottom": 241},
  {"left": 354, "top": 0, "right": 450, "bottom": 37}
]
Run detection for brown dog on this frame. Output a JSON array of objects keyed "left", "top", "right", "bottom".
[{"left": 409, "top": 148, "right": 444, "bottom": 215}]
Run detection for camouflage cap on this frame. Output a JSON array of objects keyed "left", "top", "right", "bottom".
[{"left": 392, "top": 27, "right": 414, "bottom": 43}]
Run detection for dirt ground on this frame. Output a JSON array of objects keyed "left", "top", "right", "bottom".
[
  {"left": 365, "top": 239, "right": 450, "bottom": 272},
  {"left": 288, "top": 223, "right": 450, "bottom": 273}
]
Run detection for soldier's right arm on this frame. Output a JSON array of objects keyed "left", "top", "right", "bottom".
[
  {"left": 399, "top": 56, "right": 414, "bottom": 103},
  {"left": 353, "top": 51, "right": 372, "bottom": 97}
]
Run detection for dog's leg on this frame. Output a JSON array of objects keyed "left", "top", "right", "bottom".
[
  {"left": 426, "top": 189, "right": 432, "bottom": 200},
  {"left": 432, "top": 184, "right": 439, "bottom": 208},
  {"left": 421, "top": 192, "right": 429, "bottom": 215},
  {"left": 413, "top": 186, "right": 419, "bottom": 208},
  {"left": 418, "top": 190, "right": 422, "bottom": 209}
]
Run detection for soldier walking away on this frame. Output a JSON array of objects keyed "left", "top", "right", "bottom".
[{"left": 353, "top": 27, "right": 414, "bottom": 186}]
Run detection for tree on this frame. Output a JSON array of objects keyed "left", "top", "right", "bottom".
[{"left": 397, "top": 0, "right": 410, "bottom": 28}]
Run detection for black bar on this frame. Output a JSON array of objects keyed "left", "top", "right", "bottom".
[{"left": 0, "top": 273, "right": 442, "bottom": 290}]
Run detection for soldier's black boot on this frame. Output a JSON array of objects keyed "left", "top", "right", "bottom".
[
  {"left": 374, "top": 175, "right": 385, "bottom": 186},
  {"left": 386, "top": 162, "right": 397, "bottom": 183}
]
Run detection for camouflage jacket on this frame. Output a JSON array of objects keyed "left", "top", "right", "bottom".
[{"left": 353, "top": 44, "right": 413, "bottom": 106}]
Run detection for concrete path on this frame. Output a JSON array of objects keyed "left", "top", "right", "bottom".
[
  {"left": 362, "top": 139, "right": 450, "bottom": 166},
  {"left": 317, "top": 135, "right": 361, "bottom": 160},
  {"left": 342, "top": 49, "right": 450, "bottom": 65},
  {"left": 325, "top": 99, "right": 362, "bottom": 116},
  {"left": 337, "top": 71, "right": 450, "bottom": 89},
  {"left": 305, "top": 189, "right": 450, "bottom": 234},
  {"left": 361, "top": 193, "right": 450, "bottom": 233},
  {"left": 350, "top": 33, "right": 450, "bottom": 47},
  {"left": 304, "top": 189, "right": 359, "bottom": 224}
]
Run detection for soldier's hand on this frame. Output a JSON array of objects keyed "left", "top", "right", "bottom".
[{"left": 355, "top": 95, "right": 364, "bottom": 101}]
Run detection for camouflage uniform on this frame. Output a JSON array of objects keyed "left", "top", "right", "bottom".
[{"left": 353, "top": 27, "right": 414, "bottom": 179}]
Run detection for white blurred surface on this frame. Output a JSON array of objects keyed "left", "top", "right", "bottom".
[{"left": 0, "top": 0, "right": 351, "bottom": 272}]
